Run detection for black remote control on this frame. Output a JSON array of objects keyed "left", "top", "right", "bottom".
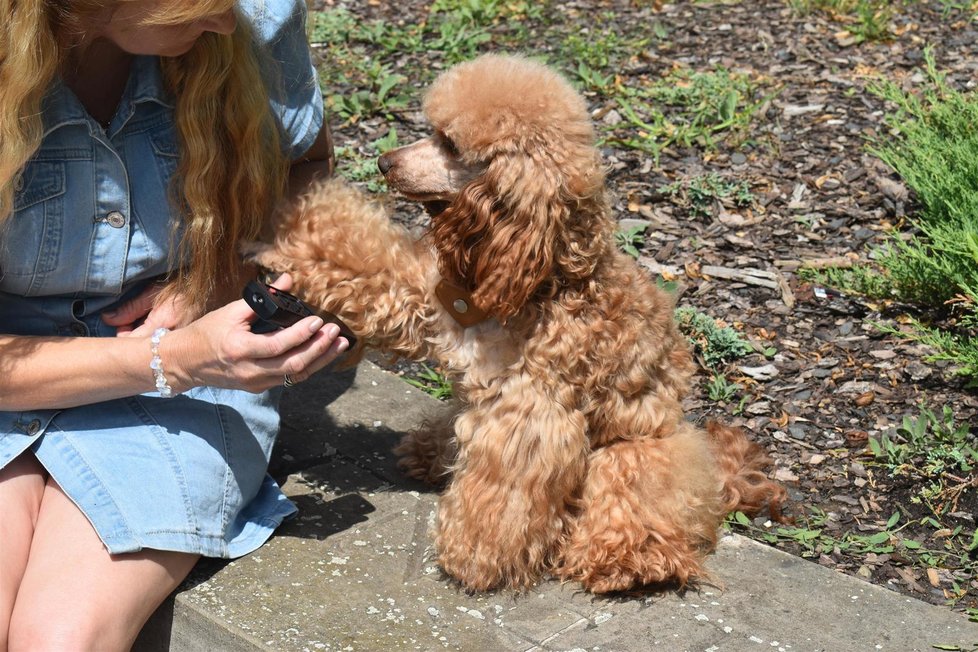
[{"left": 243, "top": 280, "right": 357, "bottom": 348}]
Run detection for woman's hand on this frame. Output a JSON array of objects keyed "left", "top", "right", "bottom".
[
  {"left": 102, "top": 281, "right": 197, "bottom": 336},
  {"left": 161, "top": 274, "right": 348, "bottom": 394},
  {"left": 103, "top": 269, "right": 286, "bottom": 337}
]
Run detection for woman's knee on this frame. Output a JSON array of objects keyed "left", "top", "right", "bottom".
[
  {"left": 0, "top": 452, "right": 49, "bottom": 648},
  {"left": 6, "top": 471, "right": 199, "bottom": 652},
  {"left": 7, "top": 609, "right": 126, "bottom": 652}
]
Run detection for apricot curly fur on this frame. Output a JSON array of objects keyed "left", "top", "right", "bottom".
[{"left": 247, "top": 54, "right": 785, "bottom": 593}]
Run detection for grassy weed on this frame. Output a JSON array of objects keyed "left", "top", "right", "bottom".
[
  {"left": 706, "top": 374, "right": 741, "bottom": 401},
  {"left": 615, "top": 223, "right": 648, "bottom": 259},
  {"left": 675, "top": 307, "right": 753, "bottom": 371},
  {"left": 335, "top": 128, "right": 399, "bottom": 193},
  {"left": 427, "top": 0, "right": 544, "bottom": 62},
  {"left": 559, "top": 24, "right": 649, "bottom": 95},
  {"left": 816, "top": 49, "right": 978, "bottom": 381},
  {"left": 659, "top": 173, "right": 755, "bottom": 218},
  {"left": 797, "top": 263, "right": 893, "bottom": 298},
  {"left": 610, "top": 66, "right": 770, "bottom": 163},
  {"left": 729, "top": 503, "right": 977, "bottom": 608},
  {"left": 786, "top": 0, "right": 895, "bottom": 42},
  {"left": 935, "top": 0, "right": 978, "bottom": 18},
  {"left": 309, "top": 4, "right": 764, "bottom": 164},
  {"left": 868, "top": 404, "right": 978, "bottom": 518},
  {"left": 308, "top": 1, "right": 540, "bottom": 123},
  {"left": 811, "top": 49, "right": 978, "bottom": 381},
  {"left": 404, "top": 364, "right": 454, "bottom": 400},
  {"left": 327, "top": 63, "right": 410, "bottom": 123},
  {"left": 731, "top": 401, "right": 977, "bottom": 607}
]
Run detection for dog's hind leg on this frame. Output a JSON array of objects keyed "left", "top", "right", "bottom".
[
  {"left": 556, "top": 423, "right": 726, "bottom": 593},
  {"left": 394, "top": 408, "right": 460, "bottom": 488},
  {"left": 433, "top": 376, "right": 589, "bottom": 591}
]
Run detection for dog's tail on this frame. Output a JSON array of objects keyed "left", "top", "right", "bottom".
[{"left": 706, "top": 420, "right": 787, "bottom": 522}]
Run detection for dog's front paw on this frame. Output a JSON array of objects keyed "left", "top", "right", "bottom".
[
  {"left": 434, "top": 492, "right": 552, "bottom": 591},
  {"left": 436, "top": 536, "right": 542, "bottom": 592},
  {"left": 556, "top": 533, "right": 704, "bottom": 593}
]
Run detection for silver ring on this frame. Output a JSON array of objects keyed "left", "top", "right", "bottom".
[{"left": 283, "top": 373, "right": 296, "bottom": 388}]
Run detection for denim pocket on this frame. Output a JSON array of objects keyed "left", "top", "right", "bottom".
[
  {"left": 13, "top": 161, "right": 66, "bottom": 212},
  {"left": 149, "top": 127, "right": 180, "bottom": 181},
  {"left": 2, "top": 161, "right": 67, "bottom": 283}
]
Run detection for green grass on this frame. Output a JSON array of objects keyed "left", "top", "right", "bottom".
[
  {"left": 731, "top": 400, "right": 977, "bottom": 609},
  {"left": 558, "top": 22, "right": 650, "bottom": 95},
  {"left": 308, "top": 3, "right": 770, "bottom": 163},
  {"left": 868, "top": 49, "right": 978, "bottom": 300},
  {"left": 307, "top": 2, "right": 532, "bottom": 124},
  {"left": 798, "top": 264, "right": 892, "bottom": 299},
  {"left": 935, "top": 0, "right": 978, "bottom": 18},
  {"left": 730, "top": 502, "right": 977, "bottom": 609}
]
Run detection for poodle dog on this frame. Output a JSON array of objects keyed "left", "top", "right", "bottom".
[{"left": 248, "top": 54, "right": 784, "bottom": 593}]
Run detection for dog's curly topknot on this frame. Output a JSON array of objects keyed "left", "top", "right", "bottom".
[{"left": 422, "top": 54, "right": 595, "bottom": 162}]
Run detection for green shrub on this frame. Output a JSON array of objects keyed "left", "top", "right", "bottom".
[{"left": 864, "top": 48, "right": 978, "bottom": 380}]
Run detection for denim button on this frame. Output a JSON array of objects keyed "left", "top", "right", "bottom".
[
  {"left": 106, "top": 211, "right": 126, "bottom": 228},
  {"left": 13, "top": 173, "right": 24, "bottom": 192},
  {"left": 26, "top": 419, "right": 41, "bottom": 435},
  {"left": 70, "top": 322, "right": 88, "bottom": 336}
]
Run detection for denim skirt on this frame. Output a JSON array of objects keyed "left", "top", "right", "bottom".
[{"left": 0, "top": 293, "right": 297, "bottom": 558}]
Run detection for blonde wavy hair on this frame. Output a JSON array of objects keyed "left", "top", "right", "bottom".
[{"left": 0, "top": 0, "right": 289, "bottom": 308}]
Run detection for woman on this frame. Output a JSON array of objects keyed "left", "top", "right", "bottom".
[{"left": 0, "top": 0, "right": 344, "bottom": 648}]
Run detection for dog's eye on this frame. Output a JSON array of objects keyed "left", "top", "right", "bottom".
[{"left": 438, "top": 133, "right": 459, "bottom": 156}]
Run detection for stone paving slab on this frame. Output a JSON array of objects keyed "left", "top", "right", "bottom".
[{"left": 136, "top": 361, "right": 978, "bottom": 652}]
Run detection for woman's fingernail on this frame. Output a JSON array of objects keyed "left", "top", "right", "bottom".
[
  {"left": 308, "top": 317, "right": 325, "bottom": 332},
  {"left": 337, "top": 337, "right": 349, "bottom": 353}
]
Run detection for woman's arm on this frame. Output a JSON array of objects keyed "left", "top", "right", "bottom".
[
  {"left": 285, "top": 120, "right": 335, "bottom": 203},
  {"left": 0, "top": 333, "right": 160, "bottom": 410},
  {"left": 0, "top": 275, "right": 346, "bottom": 412}
]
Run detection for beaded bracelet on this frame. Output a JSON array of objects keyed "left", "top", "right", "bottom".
[{"left": 150, "top": 327, "right": 175, "bottom": 398}]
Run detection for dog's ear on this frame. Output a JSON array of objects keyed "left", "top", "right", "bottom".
[{"left": 429, "top": 153, "right": 565, "bottom": 321}]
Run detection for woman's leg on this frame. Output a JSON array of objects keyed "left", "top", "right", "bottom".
[
  {"left": 7, "top": 474, "right": 200, "bottom": 651},
  {"left": 0, "top": 453, "right": 48, "bottom": 649}
]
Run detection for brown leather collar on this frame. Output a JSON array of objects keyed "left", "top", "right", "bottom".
[{"left": 435, "top": 277, "right": 491, "bottom": 328}]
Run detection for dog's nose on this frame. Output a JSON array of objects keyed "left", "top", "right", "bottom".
[{"left": 377, "top": 154, "right": 393, "bottom": 176}]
